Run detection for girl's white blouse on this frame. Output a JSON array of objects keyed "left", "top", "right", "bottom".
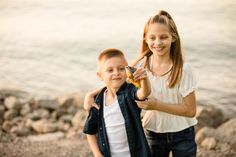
[{"left": 142, "top": 63, "right": 198, "bottom": 133}]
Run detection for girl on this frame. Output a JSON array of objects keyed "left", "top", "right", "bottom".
[
  {"left": 133, "top": 10, "right": 197, "bottom": 157},
  {"left": 84, "top": 10, "right": 198, "bottom": 157}
]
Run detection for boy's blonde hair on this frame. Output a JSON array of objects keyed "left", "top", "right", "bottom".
[{"left": 98, "top": 48, "right": 127, "bottom": 71}]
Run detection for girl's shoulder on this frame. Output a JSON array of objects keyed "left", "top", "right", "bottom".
[{"left": 183, "top": 63, "right": 194, "bottom": 73}]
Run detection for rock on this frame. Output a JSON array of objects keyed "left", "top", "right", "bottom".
[
  {"left": 0, "top": 105, "right": 4, "bottom": 124},
  {"left": 57, "top": 95, "right": 74, "bottom": 108},
  {"left": 28, "top": 132, "right": 65, "bottom": 142},
  {"left": 196, "top": 106, "right": 224, "bottom": 131},
  {"left": 20, "top": 103, "right": 31, "bottom": 116},
  {"left": 60, "top": 114, "right": 73, "bottom": 123},
  {"left": 71, "top": 110, "right": 87, "bottom": 130},
  {"left": 217, "top": 117, "right": 236, "bottom": 138},
  {"left": 37, "top": 99, "right": 59, "bottom": 111},
  {"left": 200, "top": 137, "right": 217, "bottom": 150},
  {"left": 4, "top": 96, "right": 21, "bottom": 110},
  {"left": 2, "top": 121, "right": 13, "bottom": 132},
  {"left": 31, "top": 119, "right": 58, "bottom": 133},
  {"left": 4, "top": 109, "right": 18, "bottom": 120},
  {"left": 10, "top": 125, "right": 31, "bottom": 136}
]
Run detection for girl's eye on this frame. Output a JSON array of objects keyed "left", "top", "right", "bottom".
[
  {"left": 149, "top": 36, "right": 155, "bottom": 40},
  {"left": 160, "top": 36, "right": 168, "bottom": 40}
]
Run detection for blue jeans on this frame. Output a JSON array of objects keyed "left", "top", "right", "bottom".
[{"left": 145, "top": 126, "right": 197, "bottom": 157}]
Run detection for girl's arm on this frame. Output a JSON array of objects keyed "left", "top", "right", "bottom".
[
  {"left": 87, "top": 135, "right": 104, "bottom": 157},
  {"left": 84, "top": 88, "right": 101, "bottom": 111},
  {"left": 137, "top": 91, "right": 196, "bottom": 117}
]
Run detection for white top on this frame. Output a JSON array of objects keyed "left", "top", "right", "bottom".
[
  {"left": 141, "top": 60, "right": 198, "bottom": 133},
  {"left": 103, "top": 93, "right": 131, "bottom": 157}
]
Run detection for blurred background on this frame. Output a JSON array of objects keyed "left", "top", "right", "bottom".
[{"left": 0, "top": 0, "right": 236, "bottom": 115}]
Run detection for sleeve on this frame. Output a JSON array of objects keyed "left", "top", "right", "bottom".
[
  {"left": 179, "top": 63, "right": 197, "bottom": 97},
  {"left": 127, "top": 83, "right": 139, "bottom": 101},
  {"left": 83, "top": 107, "right": 99, "bottom": 135}
]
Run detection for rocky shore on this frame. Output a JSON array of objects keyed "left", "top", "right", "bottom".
[{"left": 0, "top": 89, "right": 235, "bottom": 157}]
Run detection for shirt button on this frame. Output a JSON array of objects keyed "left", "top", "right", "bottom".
[
  {"left": 100, "top": 128, "right": 102, "bottom": 130},
  {"left": 102, "top": 143, "right": 105, "bottom": 146}
]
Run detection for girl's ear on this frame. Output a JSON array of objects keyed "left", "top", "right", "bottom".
[
  {"left": 97, "top": 72, "right": 103, "bottom": 81},
  {"left": 171, "top": 37, "right": 176, "bottom": 43}
]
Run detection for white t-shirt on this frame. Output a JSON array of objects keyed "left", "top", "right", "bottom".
[
  {"left": 142, "top": 61, "right": 198, "bottom": 133},
  {"left": 103, "top": 94, "right": 131, "bottom": 157}
]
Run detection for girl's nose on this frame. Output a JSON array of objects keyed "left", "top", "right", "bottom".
[{"left": 155, "top": 39, "right": 162, "bottom": 45}]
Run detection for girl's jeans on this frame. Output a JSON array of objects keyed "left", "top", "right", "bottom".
[{"left": 145, "top": 126, "right": 197, "bottom": 157}]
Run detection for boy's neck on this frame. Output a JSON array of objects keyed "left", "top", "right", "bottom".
[
  {"left": 106, "top": 86, "right": 118, "bottom": 98},
  {"left": 105, "top": 87, "right": 118, "bottom": 106}
]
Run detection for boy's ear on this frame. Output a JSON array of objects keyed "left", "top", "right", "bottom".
[{"left": 97, "top": 72, "right": 103, "bottom": 81}]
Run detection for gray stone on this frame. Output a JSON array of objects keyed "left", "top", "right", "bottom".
[{"left": 4, "top": 109, "right": 18, "bottom": 120}]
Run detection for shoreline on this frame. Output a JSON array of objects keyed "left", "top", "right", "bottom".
[{"left": 0, "top": 88, "right": 235, "bottom": 157}]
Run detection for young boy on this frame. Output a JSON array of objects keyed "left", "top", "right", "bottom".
[{"left": 83, "top": 48, "right": 151, "bottom": 157}]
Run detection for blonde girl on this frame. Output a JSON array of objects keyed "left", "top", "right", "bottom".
[{"left": 133, "top": 10, "right": 197, "bottom": 157}]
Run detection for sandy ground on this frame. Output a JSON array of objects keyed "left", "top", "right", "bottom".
[{"left": 0, "top": 134, "right": 93, "bottom": 157}]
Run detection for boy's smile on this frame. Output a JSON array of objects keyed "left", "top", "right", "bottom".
[{"left": 97, "top": 56, "right": 127, "bottom": 91}]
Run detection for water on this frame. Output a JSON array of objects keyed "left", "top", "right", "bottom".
[{"left": 0, "top": 0, "right": 236, "bottom": 115}]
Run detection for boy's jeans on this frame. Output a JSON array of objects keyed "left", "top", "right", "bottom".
[{"left": 145, "top": 126, "right": 197, "bottom": 157}]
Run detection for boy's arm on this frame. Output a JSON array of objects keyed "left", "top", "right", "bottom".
[
  {"left": 135, "top": 75, "right": 151, "bottom": 100},
  {"left": 87, "top": 135, "right": 104, "bottom": 157}
]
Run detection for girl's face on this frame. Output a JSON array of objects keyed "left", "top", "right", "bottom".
[{"left": 145, "top": 23, "right": 174, "bottom": 57}]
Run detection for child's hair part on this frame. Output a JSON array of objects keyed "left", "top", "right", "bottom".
[
  {"left": 136, "top": 10, "right": 183, "bottom": 88},
  {"left": 97, "top": 48, "right": 127, "bottom": 70}
]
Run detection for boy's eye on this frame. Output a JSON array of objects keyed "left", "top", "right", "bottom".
[
  {"left": 119, "top": 67, "right": 125, "bottom": 71},
  {"left": 106, "top": 69, "right": 113, "bottom": 72}
]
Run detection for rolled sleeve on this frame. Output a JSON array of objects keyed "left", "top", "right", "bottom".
[{"left": 83, "top": 107, "right": 99, "bottom": 135}]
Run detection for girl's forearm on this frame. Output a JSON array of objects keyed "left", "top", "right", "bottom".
[{"left": 154, "top": 93, "right": 196, "bottom": 117}]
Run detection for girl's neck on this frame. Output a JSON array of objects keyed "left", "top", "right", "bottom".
[{"left": 152, "top": 53, "right": 172, "bottom": 66}]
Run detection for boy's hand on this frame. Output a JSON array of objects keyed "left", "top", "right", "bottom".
[{"left": 133, "top": 67, "right": 147, "bottom": 82}]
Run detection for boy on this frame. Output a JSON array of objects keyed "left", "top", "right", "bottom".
[{"left": 83, "top": 48, "right": 151, "bottom": 157}]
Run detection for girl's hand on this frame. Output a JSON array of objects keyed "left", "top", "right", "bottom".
[
  {"left": 136, "top": 98, "right": 158, "bottom": 110},
  {"left": 133, "top": 67, "right": 147, "bottom": 81},
  {"left": 84, "top": 93, "right": 99, "bottom": 111}
]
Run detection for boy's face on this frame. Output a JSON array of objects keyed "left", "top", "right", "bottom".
[{"left": 97, "top": 56, "right": 127, "bottom": 90}]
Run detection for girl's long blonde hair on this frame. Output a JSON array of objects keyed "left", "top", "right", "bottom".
[{"left": 133, "top": 10, "right": 183, "bottom": 88}]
